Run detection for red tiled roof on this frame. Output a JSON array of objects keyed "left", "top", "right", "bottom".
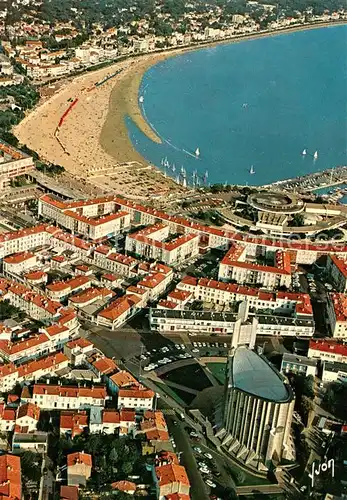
[
  {"left": 16, "top": 402, "right": 40, "bottom": 421},
  {"left": 60, "top": 411, "right": 88, "bottom": 437},
  {"left": 33, "top": 384, "right": 107, "bottom": 400},
  {"left": 110, "top": 370, "right": 139, "bottom": 388},
  {"left": 155, "top": 463, "right": 190, "bottom": 488},
  {"left": 18, "top": 352, "right": 68, "bottom": 379},
  {"left": 0, "top": 333, "right": 50, "bottom": 356},
  {"left": 67, "top": 452, "right": 92, "bottom": 468},
  {"left": 102, "top": 410, "right": 120, "bottom": 424},
  {"left": 24, "top": 270, "right": 47, "bottom": 281},
  {"left": 4, "top": 251, "right": 35, "bottom": 265},
  {"left": 39, "top": 195, "right": 347, "bottom": 254},
  {"left": 60, "top": 485, "right": 79, "bottom": 500},
  {"left": 0, "top": 454, "right": 21, "bottom": 500},
  {"left": 0, "top": 404, "right": 16, "bottom": 422},
  {"left": 118, "top": 388, "right": 154, "bottom": 399},
  {"left": 98, "top": 294, "right": 141, "bottom": 321},
  {"left": 119, "top": 409, "right": 136, "bottom": 422},
  {"left": 66, "top": 337, "right": 93, "bottom": 350},
  {"left": 331, "top": 293, "right": 347, "bottom": 322},
  {"left": 309, "top": 339, "right": 347, "bottom": 357},
  {"left": 47, "top": 275, "right": 90, "bottom": 293},
  {"left": 167, "top": 290, "right": 192, "bottom": 302},
  {"left": 330, "top": 254, "right": 347, "bottom": 278},
  {"left": 69, "top": 286, "right": 113, "bottom": 304},
  {"left": 111, "top": 480, "right": 136, "bottom": 492},
  {"left": 93, "top": 356, "right": 118, "bottom": 375}
]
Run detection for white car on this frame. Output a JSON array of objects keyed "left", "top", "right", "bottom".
[
  {"left": 180, "top": 344, "right": 186, "bottom": 349},
  {"left": 193, "top": 342, "right": 198, "bottom": 347},
  {"left": 204, "top": 453, "right": 213, "bottom": 460},
  {"left": 192, "top": 348, "right": 199, "bottom": 353},
  {"left": 199, "top": 468, "right": 210, "bottom": 474},
  {"left": 206, "top": 480, "right": 216, "bottom": 488},
  {"left": 144, "top": 365, "right": 154, "bottom": 371},
  {"left": 193, "top": 447, "right": 202, "bottom": 453}
]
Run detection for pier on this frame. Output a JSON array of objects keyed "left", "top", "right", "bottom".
[{"left": 264, "top": 166, "right": 347, "bottom": 193}]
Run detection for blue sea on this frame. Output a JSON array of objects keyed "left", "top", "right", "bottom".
[{"left": 126, "top": 25, "right": 347, "bottom": 186}]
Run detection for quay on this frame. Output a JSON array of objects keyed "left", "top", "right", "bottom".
[{"left": 263, "top": 165, "right": 347, "bottom": 192}]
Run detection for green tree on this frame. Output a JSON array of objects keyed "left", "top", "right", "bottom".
[{"left": 121, "top": 461, "right": 133, "bottom": 475}]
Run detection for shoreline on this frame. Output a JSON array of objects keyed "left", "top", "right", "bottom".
[{"left": 14, "top": 20, "right": 346, "bottom": 198}]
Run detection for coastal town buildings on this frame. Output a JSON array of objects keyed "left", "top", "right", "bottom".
[
  {"left": 280, "top": 353, "right": 317, "bottom": 378},
  {"left": 218, "top": 244, "right": 292, "bottom": 289},
  {"left": 327, "top": 293, "right": 347, "bottom": 338},
  {"left": 0, "top": 140, "right": 35, "bottom": 190},
  {"left": 125, "top": 223, "right": 199, "bottom": 265},
  {"left": 327, "top": 254, "right": 347, "bottom": 293},
  {"left": 308, "top": 339, "right": 347, "bottom": 364}
]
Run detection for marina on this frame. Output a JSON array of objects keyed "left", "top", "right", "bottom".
[{"left": 265, "top": 166, "right": 347, "bottom": 194}]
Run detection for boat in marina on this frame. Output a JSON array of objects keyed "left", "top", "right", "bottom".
[
  {"left": 139, "top": 96, "right": 144, "bottom": 103},
  {"left": 250, "top": 165, "right": 255, "bottom": 175},
  {"left": 314, "top": 151, "right": 319, "bottom": 160},
  {"left": 195, "top": 148, "right": 200, "bottom": 158},
  {"left": 302, "top": 149, "right": 307, "bottom": 156}
]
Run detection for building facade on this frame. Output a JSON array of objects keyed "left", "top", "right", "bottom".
[{"left": 222, "top": 347, "right": 294, "bottom": 470}]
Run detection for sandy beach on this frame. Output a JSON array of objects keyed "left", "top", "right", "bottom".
[
  {"left": 14, "top": 21, "right": 345, "bottom": 199},
  {"left": 14, "top": 50, "right": 187, "bottom": 199}
]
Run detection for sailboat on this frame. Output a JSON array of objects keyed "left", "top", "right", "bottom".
[
  {"left": 250, "top": 165, "right": 255, "bottom": 175},
  {"left": 195, "top": 148, "right": 200, "bottom": 158},
  {"left": 160, "top": 158, "right": 164, "bottom": 166},
  {"left": 313, "top": 151, "right": 318, "bottom": 160},
  {"left": 203, "top": 170, "right": 208, "bottom": 184},
  {"left": 139, "top": 96, "right": 144, "bottom": 103},
  {"left": 172, "top": 164, "right": 176, "bottom": 173},
  {"left": 302, "top": 149, "right": 307, "bottom": 156}
]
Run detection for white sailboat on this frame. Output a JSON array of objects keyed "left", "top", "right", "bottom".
[
  {"left": 250, "top": 165, "right": 255, "bottom": 175},
  {"left": 139, "top": 96, "right": 144, "bottom": 103},
  {"left": 302, "top": 149, "right": 307, "bottom": 156},
  {"left": 195, "top": 147, "right": 200, "bottom": 158},
  {"left": 313, "top": 151, "right": 318, "bottom": 160}
]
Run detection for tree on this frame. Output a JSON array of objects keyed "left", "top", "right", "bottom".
[{"left": 121, "top": 461, "right": 133, "bottom": 475}]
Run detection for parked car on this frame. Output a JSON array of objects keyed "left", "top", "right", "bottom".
[{"left": 206, "top": 480, "right": 216, "bottom": 488}]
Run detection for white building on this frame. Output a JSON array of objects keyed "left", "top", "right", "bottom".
[
  {"left": 0, "top": 352, "right": 69, "bottom": 391},
  {"left": 218, "top": 245, "right": 292, "bottom": 290},
  {"left": 322, "top": 361, "right": 347, "bottom": 383},
  {"left": 3, "top": 251, "right": 37, "bottom": 277},
  {"left": 0, "top": 141, "right": 34, "bottom": 190},
  {"left": 327, "top": 255, "right": 347, "bottom": 293},
  {"left": 125, "top": 223, "right": 199, "bottom": 266},
  {"left": 176, "top": 276, "right": 313, "bottom": 317},
  {"left": 280, "top": 353, "right": 317, "bottom": 378},
  {"left": 117, "top": 388, "right": 155, "bottom": 411},
  {"left": 327, "top": 293, "right": 347, "bottom": 339},
  {"left": 24, "top": 384, "right": 108, "bottom": 410},
  {"left": 308, "top": 339, "right": 347, "bottom": 364}
]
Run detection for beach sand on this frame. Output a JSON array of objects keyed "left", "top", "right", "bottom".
[
  {"left": 14, "top": 51, "right": 186, "bottom": 199},
  {"left": 14, "top": 22, "right": 343, "bottom": 200}
]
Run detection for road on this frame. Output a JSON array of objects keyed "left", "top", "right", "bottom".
[{"left": 165, "top": 414, "right": 210, "bottom": 500}]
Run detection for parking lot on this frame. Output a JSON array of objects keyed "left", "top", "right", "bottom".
[{"left": 127, "top": 340, "right": 230, "bottom": 374}]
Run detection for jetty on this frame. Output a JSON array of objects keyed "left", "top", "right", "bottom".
[{"left": 264, "top": 166, "right": 347, "bottom": 192}]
